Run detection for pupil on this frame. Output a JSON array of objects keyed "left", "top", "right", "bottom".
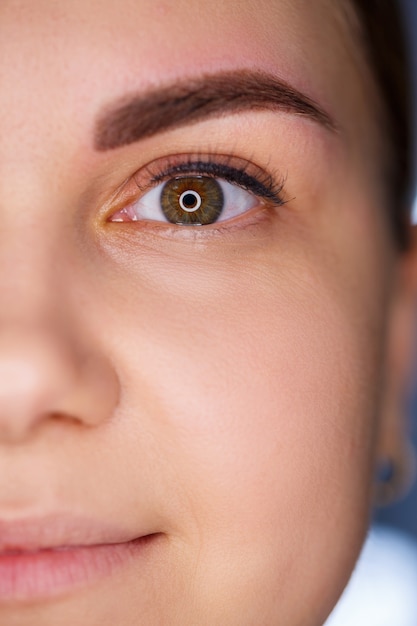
[{"left": 182, "top": 193, "right": 198, "bottom": 209}]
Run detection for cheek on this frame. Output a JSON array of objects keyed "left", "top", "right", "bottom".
[{"left": 88, "top": 213, "right": 390, "bottom": 621}]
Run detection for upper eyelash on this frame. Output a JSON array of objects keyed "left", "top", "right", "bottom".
[{"left": 134, "top": 154, "right": 288, "bottom": 208}]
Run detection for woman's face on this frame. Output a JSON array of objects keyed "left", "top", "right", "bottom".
[{"left": 0, "top": 1, "right": 413, "bottom": 624}]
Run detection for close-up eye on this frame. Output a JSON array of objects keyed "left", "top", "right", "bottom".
[
  {"left": 111, "top": 175, "right": 259, "bottom": 226},
  {"left": 109, "top": 157, "right": 287, "bottom": 227}
]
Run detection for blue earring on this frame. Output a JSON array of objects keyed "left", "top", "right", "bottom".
[
  {"left": 376, "top": 457, "right": 395, "bottom": 484},
  {"left": 374, "top": 456, "right": 399, "bottom": 506},
  {"left": 375, "top": 443, "right": 416, "bottom": 506}
]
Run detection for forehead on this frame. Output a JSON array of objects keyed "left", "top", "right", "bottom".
[
  {"left": 1, "top": 0, "right": 349, "bottom": 66},
  {"left": 0, "top": 0, "right": 359, "bottom": 109},
  {"left": 0, "top": 0, "right": 378, "bottom": 177}
]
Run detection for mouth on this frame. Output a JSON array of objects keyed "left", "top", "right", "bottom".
[{"left": 0, "top": 516, "right": 160, "bottom": 602}]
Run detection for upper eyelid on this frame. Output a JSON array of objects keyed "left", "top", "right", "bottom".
[
  {"left": 149, "top": 162, "right": 280, "bottom": 202},
  {"left": 131, "top": 153, "right": 288, "bottom": 206}
]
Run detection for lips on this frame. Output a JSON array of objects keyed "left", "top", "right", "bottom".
[
  {"left": 0, "top": 514, "right": 140, "bottom": 552},
  {"left": 0, "top": 515, "right": 159, "bottom": 601}
]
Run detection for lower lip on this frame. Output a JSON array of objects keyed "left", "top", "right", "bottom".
[{"left": 0, "top": 535, "right": 156, "bottom": 602}]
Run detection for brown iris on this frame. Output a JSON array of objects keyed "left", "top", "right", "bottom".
[{"left": 160, "top": 176, "right": 224, "bottom": 225}]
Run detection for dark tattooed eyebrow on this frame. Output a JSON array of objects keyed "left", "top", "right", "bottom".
[{"left": 94, "top": 69, "right": 336, "bottom": 151}]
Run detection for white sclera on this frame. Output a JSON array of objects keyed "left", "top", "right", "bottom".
[{"left": 127, "top": 178, "right": 260, "bottom": 223}]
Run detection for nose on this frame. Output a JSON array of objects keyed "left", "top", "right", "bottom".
[
  {"left": 0, "top": 324, "right": 118, "bottom": 443},
  {"left": 0, "top": 94, "right": 120, "bottom": 444},
  {"left": 0, "top": 214, "right": 119, "bottom": 444}
]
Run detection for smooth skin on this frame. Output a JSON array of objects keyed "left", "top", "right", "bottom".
[{"left": 0, "top": 0, "right": 416, "bottom": 624}]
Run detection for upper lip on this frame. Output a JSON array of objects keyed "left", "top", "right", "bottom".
[{"left": 0, "top": 514, "right": 143, "bottom": 552}]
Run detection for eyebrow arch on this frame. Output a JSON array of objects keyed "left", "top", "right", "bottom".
[{"left": 94, "top": 69, "right": 336, "bottom": 151}]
